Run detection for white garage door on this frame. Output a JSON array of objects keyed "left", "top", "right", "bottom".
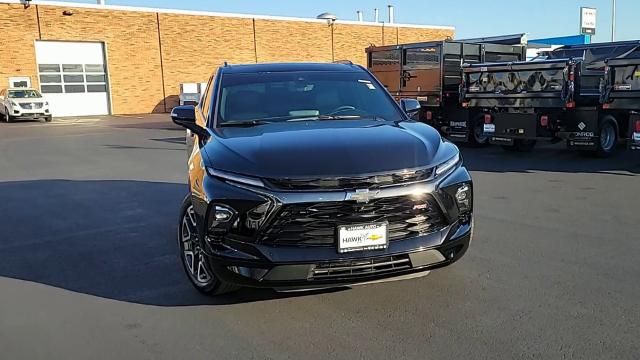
[{"left": 35, "top": 41, "right": 110, "bottom": 117}]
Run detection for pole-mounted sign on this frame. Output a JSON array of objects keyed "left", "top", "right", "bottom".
[{"left": 580, "top": 7, "right": 597, "bottom": 35}]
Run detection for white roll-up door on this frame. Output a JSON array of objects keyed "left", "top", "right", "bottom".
[{"left": 35, "top": 41, "right": 110, "bottom": 117}]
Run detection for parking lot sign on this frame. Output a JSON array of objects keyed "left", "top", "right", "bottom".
[{"left": 580, "top": 7, "right": 597, "bottom": 35}]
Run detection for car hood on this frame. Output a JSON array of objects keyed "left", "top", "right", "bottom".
[{"left": 205, "top": 120, "right": 455, "bottom": 179}]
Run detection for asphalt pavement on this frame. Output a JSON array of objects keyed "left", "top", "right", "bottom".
[{"left": 0, "top": 115, "right": 638, "bottom": 359}]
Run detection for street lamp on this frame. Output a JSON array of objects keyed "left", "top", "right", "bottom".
[{"left": 611, "top": 0, "right": 616, "bottom": 42}]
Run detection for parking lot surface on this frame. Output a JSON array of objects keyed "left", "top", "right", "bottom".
[{"left": 1, "top": 115, "right": 639, "bottom": 359}]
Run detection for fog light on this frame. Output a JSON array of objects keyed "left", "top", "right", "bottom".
[
  {"left": 455, "top": 183, "right": 472, "bottom": 213},
  {"left": 214, "top": 205, "right": 234, "bottom": 222},
  {"left": 227, "top": 266, "right": 269, "bottom": 280}
]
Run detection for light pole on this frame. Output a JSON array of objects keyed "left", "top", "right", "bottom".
[{"left": 611, "top": 0, "right": 616, "bottom": 41}]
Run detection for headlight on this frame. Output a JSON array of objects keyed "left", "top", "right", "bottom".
[
  {"left": 206, "top": 167, "right": 264, "bottom": 188},
  {"left": 10, "top": 101, "right": 18, "bottom": 107},
  {"left": 455, "top": 183, "right": 472, "bottom": 213},
  {"left": 435, "top": 153, "right": 461, "bottom": 177},
  {"left": 45, "top": 101, "right": 49, "bottom": 106}
]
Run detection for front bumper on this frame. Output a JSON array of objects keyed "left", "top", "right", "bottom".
[
  {"left": 194, "top": 164, "right": 473, "bottom": 290},
  {"left": 206, "top": 219, "right": 471, "bottom": 290},
  {"left": 10, "top": 107, "right": 51, "bottom": 120}
]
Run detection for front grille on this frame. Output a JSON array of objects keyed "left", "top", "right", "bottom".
[
  {"left": 266, "top": 168, "right": 433, "bottom": 191},
  {"left": 261, "top": 195, "right": 447, "bottom": 247},
  {"left": 310, "top": 255, "right": 412, "bottom": 280},
  {"left": 19, "top": 102, "right": 43, "bottom": 109}
]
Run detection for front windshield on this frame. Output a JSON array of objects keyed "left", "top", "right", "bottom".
[
  {"left": 217, "top": 71, "right": 404, "bottom": 125},
  {"left": 8, "top": 90, "right": 41, "bottom": 99}
]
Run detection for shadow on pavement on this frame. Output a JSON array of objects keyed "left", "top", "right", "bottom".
[
  {"left": 0, "top": 179, "right": 341, "bottom": 306},
  {"left": 461, "top": 144, "right": 640, "bottom": 175}
]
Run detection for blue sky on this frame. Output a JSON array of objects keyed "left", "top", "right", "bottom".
[{"left": 45, "top": 0, "right": 635, "bottom": 42}]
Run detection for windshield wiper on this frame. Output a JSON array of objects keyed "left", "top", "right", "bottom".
[
  {"left": 287, "top": 115, "right": 387, "bottom": 122},
  {"left": 220, "top": 119, "right": 275, "bottom": 127}
]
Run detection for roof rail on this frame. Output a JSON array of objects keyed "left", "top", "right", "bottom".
[{"left": 333, "top": 60, "right": 353, "bottom": 65}]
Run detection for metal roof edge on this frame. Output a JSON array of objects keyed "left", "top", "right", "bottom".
[{"left": 1, "top": 0, "right": 454, "bottom": 30}]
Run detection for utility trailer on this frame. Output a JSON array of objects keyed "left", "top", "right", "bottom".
[
  {"left": 366, "top": 36, "right": 527, "bottom": 146},
  {"left": 461, "top": 41, "right": 640, "bottom": 155},
  {"left": 601, "top": 56, "right": 640, "bottom": 150}
]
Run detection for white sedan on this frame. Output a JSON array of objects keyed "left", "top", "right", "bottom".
[{"left": 0, "top": 88, "right": 52, "bottom": 122}]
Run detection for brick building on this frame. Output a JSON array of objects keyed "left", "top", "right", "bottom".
[{"left": 0, "top": 0, "right": 454, "bottom": 116}]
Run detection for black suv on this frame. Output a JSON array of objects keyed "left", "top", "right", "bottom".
[{"left": 172, "top": 62, "right": 473, "bottom": 295}]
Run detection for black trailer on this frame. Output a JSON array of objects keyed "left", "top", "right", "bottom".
[
  {"left": 601, "top": 56, "right": 640, "bottom": 150},
  {"left": 366, "top": 36, "right": 527, "bottom": 146},
  {"left": 461, "top": 40, "right": 640, "bottom": 155}
]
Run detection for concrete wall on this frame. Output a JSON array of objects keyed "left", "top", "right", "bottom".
[{"left": 0, "top": 2, "right": 454, "bottom": 115}]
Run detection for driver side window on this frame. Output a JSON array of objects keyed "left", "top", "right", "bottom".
[{"left": 200, "top": 76, "right": 214, "bottom": 122}]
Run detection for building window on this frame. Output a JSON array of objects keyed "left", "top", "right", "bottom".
[
  {"left": 63, "top": 74, "right": 85, "bottom": 83},
  {"left": 64, "top": 85, "right": 86, "bottom": 93},
  {"left": 85, "top": 64, "right": 105, "bottom": 73},
  {"left": 38, "top": 63, "right": 107, "bottom": 94},
  {"left": 87, "top": 84, "right": 107, "bottom": 92},
  {"left": 41, "top": 85, "right": 63, "bottom": 94},
  {"left": 86, "top": 74, "right": 106, "bottom": 83},
  {"left": 39, "top": 64, "right": 61, "bottom": 73},
  {"left": 40, "top": 74, "right": 62, "bottom": 83},
  {"left": 62, "top": 64, "right": 84, "bottom": 73}
]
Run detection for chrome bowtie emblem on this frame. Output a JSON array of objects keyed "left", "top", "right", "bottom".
[{"left": 346, "top": 188, "right": 380, "bottom": 203}]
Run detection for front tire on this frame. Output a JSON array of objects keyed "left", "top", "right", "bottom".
[
  {"left": 178, "top": 195, "right": 239, "bottom": 295},
  {"left": 2, "top": 108, "right": 11, "bottom": 123}
]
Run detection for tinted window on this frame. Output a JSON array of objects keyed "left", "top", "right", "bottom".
[
  {"left": 62, "top": 64, "right": 83, "bottom": 72},
  {"left": 64, "top": 74, "right": 85, "bottom": 83},
  {"left": 217, "top": 71, "right": 404, "bottom": 124},
  {"left": 39, "top": 64, "right": 60, "bottom": 73},
  {"left": 8, "top": 90, "right": 42, "bottom": 98},
  {"left": 85, "top": 64, "right": 105, "bottom": 73},
  {"left": 40, "top": 75, "right": 62, "bottom": 83},
  {"left": 86, "top": 74, "right": 106, "bottom": 82},
  {"left": 64, "top": 85, "right": 85, "bottom": 93},
  {"left": 87, "top": 84, "right": 107, "bottom": 92},
  {"left": 41, "top": 85, "right": 63, "bottom": 94}
]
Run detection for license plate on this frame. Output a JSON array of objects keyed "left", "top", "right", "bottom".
[
  {"left": 633, "top": 132, "right": 640, "bottom": 142},
  {"left": 484, "top": 124, "right": 496, "bottom": 133},
  {"left": 338, "top": 223, "right": 388, "bottom": 253}
]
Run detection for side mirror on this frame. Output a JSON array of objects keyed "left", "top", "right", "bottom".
[
  {"left": 400, "top": 98, "right": 421, "bottom": 118},
  {"left": 170, "top": 105, "right": 209, "bottom": 139}
]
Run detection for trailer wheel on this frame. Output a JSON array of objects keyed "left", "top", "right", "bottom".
[
  {"left": 468, "top": 114, "right": 490, "bottom": 147},
  {"left": 502, "top": 139, "right": 536, "bottom": 152},
  {"left": 592, "top": 117, "right": 618, "bottom": 157}
]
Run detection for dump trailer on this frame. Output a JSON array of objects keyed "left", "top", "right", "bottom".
[
  {"left": 366, "top": 36, "right": 526, "bottom": 146},
  {"left": 461, "top": 41, "right": 640, "bottom": 155},
  {"left": 601, "top": 56, "right": 640, "bottom": 150}
]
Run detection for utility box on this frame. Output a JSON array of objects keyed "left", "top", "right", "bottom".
[{"left": 179, "top": 83, "right": 206, "bottom": 106}]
